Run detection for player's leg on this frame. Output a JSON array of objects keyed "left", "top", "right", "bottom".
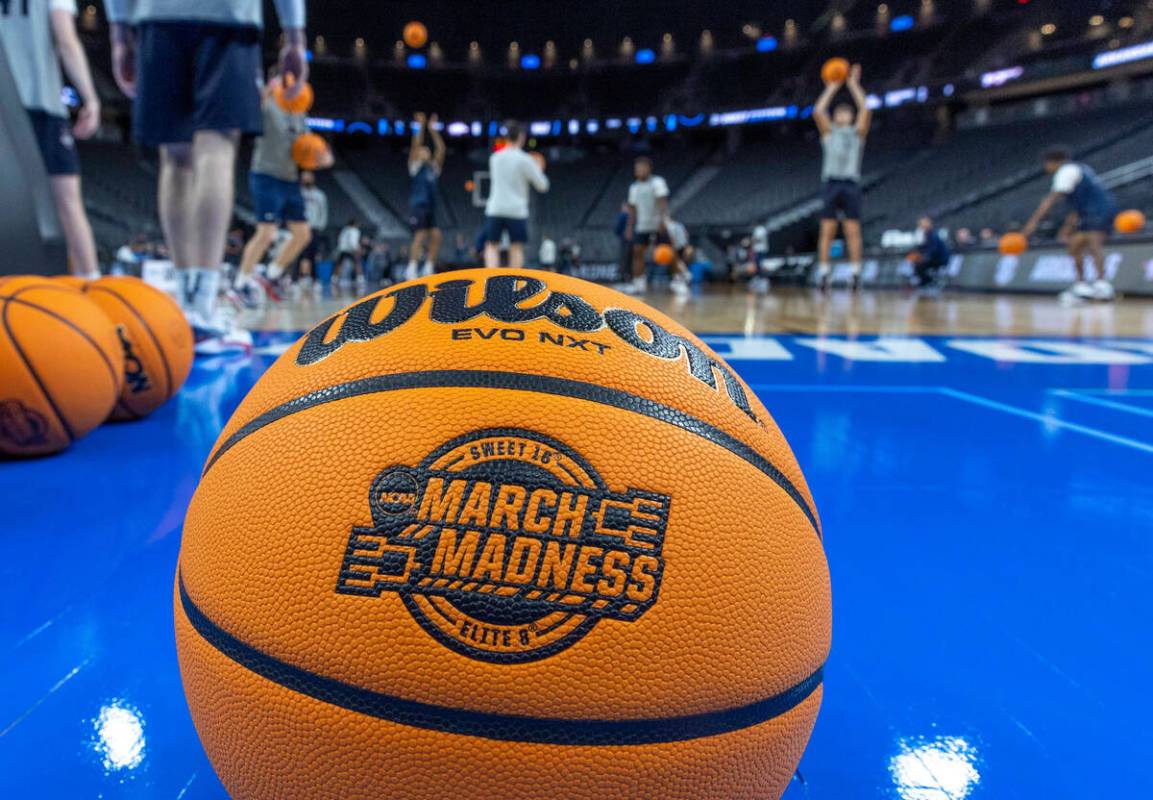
[
  {"left": 407, "top": 229, "right": 426, "bottom": 280},
  {"left": 1084, "top": 230, "right": 1113, "bottom": 301},
  {"left": 157, "top": 143, "right": 198, "bottom": 304},
  {"left": 48, "top": 175, "right": 99, "bottom": 279},
  {"left": 239, "top": 223, "right": 277, "bottom": 277},
  {"left": 843, "top": 218, "right": 863, "bottom": 291},
  {"left": 425, "top": 227, "right": 442, "bottom": 275},
  {"left": 817, "top": 218, "right": 837, "bottom": 290},
  {"left": 268, "top": 183, "right": 310, "bottom": 280},
  {"left": 483, "top": 217, "right": 503, "bottom": 268},
  {"left": 1061, "top": 233, "right": 1093, "bottom": 304},
  {"left": 507, "top": 219, "right": 528, "bottom": 269}
]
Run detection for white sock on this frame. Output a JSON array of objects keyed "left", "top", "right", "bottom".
[
  {"left": 849, "top": 262, "right": 862, "bottom": 276},
  {"left": 178, "top": 269, "right": 196, "bottom": 310},
  {"left": 422, "top": 260, "right": 434, "bottom": 273},
  {"left": 817, "top": 262, "right": 831, "bottom": 277},
  {"left": 193, "top": 268, "right": 221, "bottom": 319}
]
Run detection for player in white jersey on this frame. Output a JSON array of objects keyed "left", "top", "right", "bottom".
[
  {"left": 813, "top": 63, "right": 871, "bottom": 291},
  {"left": 104, "top": 0, "right": 307, "bottom": 350},
  {"left": 624, "top": 156, "right": 670, "bottom": 294},
  {"left": 483, "top": 120, "right": 550, "bottom": 269},
  {"left": 0, "top": 0, "right": 101, "bottom": 278}
]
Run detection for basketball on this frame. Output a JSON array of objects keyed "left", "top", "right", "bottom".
[
  {"left": 80, "top": 276, "right": 194, "bottom": 421},
  {"left": 0, "top": 277, "right": 122, "bottom": 456},
  {"left": 292, "top": 132, "right": 330, "bottom": 170},
  {"left": 274, "top": 79, "right": 315, "bottom": 116},
  {"left": 1114, "top": 209, "right": 1146, "bottom": 234},
  {"left": 176, "top": 270, "right": 831, "bottom": 799},
  {"left": 464, "top": 179, "right": 476, "bottom": 192},
  {"left": 654, "top": 243, "right": 676, "bottom": 266},
  {"left": 404, "top": 20, "right": 429, "bottom": 48},
  {"left": 52, "top": 274, "right": 89, "bottom": 290},
  {"left": 999, "top": 232, "right": 1027, "bottom": 256},
  {"left": 821, "top": 57, "right": 849, "bottom": 84}
]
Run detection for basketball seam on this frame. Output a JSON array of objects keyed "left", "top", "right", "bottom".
[
  {"left": 178, "top": 572, "right": 823, "bottom": 746},
  {"left": 0, "top": 295, "right": 122, "bottom": 391},
  {"left": 201, "top": 369, "right": 821, "bottom": 536},
  {"left": 88, "top": 284, "right": 174, "bottom": 402},
  {"left": 1, "top": 299, "right": 74, "bottom": 443}
]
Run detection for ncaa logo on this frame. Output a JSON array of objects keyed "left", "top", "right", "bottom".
[{"left": 336, "top": 428, "right": 670, "bottom": 663}]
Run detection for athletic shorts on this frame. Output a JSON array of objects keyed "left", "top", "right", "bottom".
[
  {"left": 821, "top": 179, "right": 862, "bottom": 221},
  {"left": 27, "top": 110, "right": 79, "bottom": 176},
  {"left": 484, "top": 216, "right": 528, "bottom": 244},
  {"left": 300, "top": 230, "right": 327, "bottom": 262},
  {"left": 133, "top": 22, "right": 263, "bottom": 146},
  {"left": 635, "top": 230, "right": 670, "bottom": 248},
  {"left": 409, "top": 205, "right": 438, "bottom": 231},
  {"left": 1077, "top": 208, "right": 1117, "bottom": 234},
  {"left": 250, "top": 172, "right": 306, "bottom": 224}
]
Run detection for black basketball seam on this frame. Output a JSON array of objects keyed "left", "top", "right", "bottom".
[
  {"left": 178, "top": 572, "right": 823, "bottom": 746},
  {"left": 0, "top": 295, "right": 122, "bottom": 390},
  {"left": 201, "top": 370, "right": 820, "bottom": 536},
  {"left": 1, "top": 299, "right": 74, "bottom": 444},
  {"left": 87, "top": 284, "right": 175, "bottom": 401}
]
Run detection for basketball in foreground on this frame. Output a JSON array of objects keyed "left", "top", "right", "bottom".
[
  {"left": 176, "top": 270, "right": 831, "bottom": 799},
  {"left": 81, "top": 276, "right": 194, "bottom": 420},
  {"left": 0, "top": 277, "right": 121, "bottom": 456}
]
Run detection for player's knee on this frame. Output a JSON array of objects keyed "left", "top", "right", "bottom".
[{"left": 162, "top": 144, "right": 194, "bottom": 170}]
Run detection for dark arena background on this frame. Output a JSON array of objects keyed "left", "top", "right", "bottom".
[{"left": 1, "top": 0, "right": 1152, "bottom": 798}]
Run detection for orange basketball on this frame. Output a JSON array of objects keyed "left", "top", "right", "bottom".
[
  {"left": 1114, "top": 209, "right": 1146, "bottom": 234},
  {"left": 404, "top": 20, "right": 429, "bottom": 49},
  {"left": 176, "top": 270, "right": 830, "bottom": 799},
  {"left": 464, "top": 179, "right": 476, "bottom": 193},
  {"left": 52, "top": 274, "right": 89, "bottom": 290},
  {"left": 274, "top": 79, "right": 314, "bottom": 116},
  {"left": 654, "top": 243, "right": 677, "bottom": 266},
  {"left": 821, "top": 57, "right": 850, "bottom": 84},
  {"left": 999, "top": 232, "right": 1028, "bottom": 256},
  {"left": 291, "top": 132, "right": 330, "bottom": 170},
  {"left": 80, "top": 276, "right": 194, "bottom": 420},
  {"left": 0, "top": 276, "right": 121, "bottom": 456}
]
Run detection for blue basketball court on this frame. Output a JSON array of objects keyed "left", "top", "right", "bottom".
[{"left": 3, "top": 329, "right": 1149, "bottom": 799}]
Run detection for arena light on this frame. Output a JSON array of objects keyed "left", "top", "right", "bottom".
[
  {"left": 569, "top": 119, "right": 581, "bottom": 135},
  {"left": 605, "top": 118, "right": 623, "bottom": 129},
  {"left": 890, "top": 14, "right": 914, "bottom": 32},
  {"left": 635, "top": 48, "right": 656, "bottom": 65},
  {"left": 756, "top": 36, "right": 778, "bottom": 53},
  {"left": 530, "top": 121, "right": 552, "bottom": 136},
  {"left": 521, "top": 54, "right": 541, "bottom": 70},
  {"left": 306, "top": 117, "right": 343, "bottom": 131},
  {"left": 586, "top": 119, "right": 600, "bottom": 134},
  {"left": 1093, "top": 39, "right": 1153, "bottom": 69},
  {"left": 677, "top": 113, "right": 706, "bottom": 127},
  {"left": 980, "top": 65, "right": 1023, "bottom": 87},
  {"left": 346, "top": 121, "right": 374, "bottom": 134},
  {"left": 447, "top": 122, "right": 470, "bottom": 137},
  {"left": 708, "top": 105, "right": 793, "bottom": 127},
  {"left": 884, "top": 87, "right": 917, "bottom": 107},
  {"left": 407, "top": 53, "right": 427, "bottom": 69}
]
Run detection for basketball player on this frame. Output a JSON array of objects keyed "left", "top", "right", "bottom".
[
  {"left": 1, "top": 0, "right": 101, "bottom": 278},
  {"left": 105, "top": 0, "right": 307, "bottom": 346},
  {"left": 405, "top": 112, "right": 445, "bottom": 280},
  {"left": 624, "top": 156, "right": 671, "bottom": 294},
  {"left": 235, "top": 66, "right": 330, "bottom": 302},
  {"left": 664, "top": 218, "right": 692, "bottom": 296},
  {"left": 484, "top": 120, "right": 549, "bottom": 269},
  {"left": 297, "top": 170, "right": 328, "bottom": 288},
  {"left": 1021, "top": 147, "right": 1118, "bottom": 303},
  {"left": 813, "top": 63, "right": 870, "bottom": 291},
  {"left": 908, "top": 215, "right": 951, "bottom": 292}
]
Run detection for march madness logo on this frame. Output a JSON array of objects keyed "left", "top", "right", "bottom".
[{"left": 336, "top": 429, "right": 669, "bottom": 663}]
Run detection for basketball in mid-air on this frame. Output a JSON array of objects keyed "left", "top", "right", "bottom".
[
  {"left": 821, "top": 57, "right": 850, "bottom": 84},
  {"left": 404, "top": 20, "right": 429, "bottom": 48},
  {"left": 0, "top": 277, "right": 121, "bottom": 456},
  {"left": 999, "top": 232, "right": 1028, "bottom": 256},
  {"left": 176, "top": 270, "right": 831, "bottom": 799},
  {"left": 1114, "top": 209, "right": 1146, "bottom": 234},
  {"left": 653, "top": 243, "right": 677, "bottom": 266}
]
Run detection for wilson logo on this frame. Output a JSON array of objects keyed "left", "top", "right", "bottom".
[
  {"left": 0, "top": 399, "right": 49, "bottom": 448},
  {"left": 336, "top": 428, "right": 669, "bottom": 663}
]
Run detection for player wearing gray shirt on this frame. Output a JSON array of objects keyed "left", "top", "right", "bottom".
[
  {"left": 0, "top": 0, "right": 102, "bottom": 277},
  {"left": 812, "top": 63, "right": 872, "bottom": 291},
  {"left": 102, "top": 0, "right": 308, "bottom": 345}
]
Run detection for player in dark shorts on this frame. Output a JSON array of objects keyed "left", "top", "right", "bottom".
[
  {"left": 405, "top": 112, "right": 446, "bottom": 280},
  {"left": 1021, "top": 147, "right": 1119, "bottom": 303},
  {"left": 104, "top": 0, "right": 307, "bottom": 348},
  {"left": 813, "top": 63, "right": 871, "bottom": 291},
  {"left": 1, "top": 0, "right": 102, "bottom": 278}
]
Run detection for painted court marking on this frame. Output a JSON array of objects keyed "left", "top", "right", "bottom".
[{"left": 1048, "top": 389, "right": 1153, "bottom": 420}]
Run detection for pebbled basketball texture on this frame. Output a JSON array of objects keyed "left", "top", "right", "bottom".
[
  {"left": 176, "top": 269, "right": 831, "bottom": 800},
  {"left": 79, "top": 276, "right": 194, "bottom": 420},
  {"left": 0, "top": 277, "right": 122, "bottom": 456}
]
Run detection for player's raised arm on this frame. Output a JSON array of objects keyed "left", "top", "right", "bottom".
[
  {"left": 846, "top": 64, "right": 871, "bottom": 137},
  {"left": 813, "top": 80, "right": 840, "bottom": 137},
  {"left": 410, "top": 112, "right": 427, "bottom": 168},
  {"left": 273, "top": 0, "right": 308, "bottom": 96},
  {"left": 428, "top": 113, "right": 446, "bottom": 171}
]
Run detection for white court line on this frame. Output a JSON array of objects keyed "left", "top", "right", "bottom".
[
  {"left": 749, "top": 384, "right": 937, "bottom": 393},
  {"left": 1049, "top": 389, "right": 1153, "bottom": 420},
  {"left": 937, "top": 388, "right": 1153, "bottom": 455},
  {"left": 1077, "top": 388, "right": 1153, "bottom": 396}
]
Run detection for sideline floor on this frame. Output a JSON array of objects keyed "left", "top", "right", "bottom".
[{"left": 2, "top": 286, "right": 1151, "bottom": 798}]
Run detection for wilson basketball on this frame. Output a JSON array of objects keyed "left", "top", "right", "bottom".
[
  {"left": 80, "top": 276, "right": 194, "bottom": 421},
  {"left": 821, "top": 57, "right": 849, "bottom": 84},
  {"left": 404, "top": 20, "right": 429, "bottom": 48},
  {"left": 999, "top": 232, "right": 1027, "bottom": 256},
  {"left": 654, "top": 243, "right": 676, "bottom": 266},
  {"left": 292, "top": 132, "right": 330, "bottom": 170},
  {"left": 274, "top": 78, "right": 314, "bottom": 115},
  {"left": 52, "top": 274, "right": 89, "bottom": 290},
  {"left": 1114, "top": 209, "right": 1146, "bottom": 234},
  {"left": 0, "top": 277, "right": 122, "bottom": 456},
  {"left": 176, "top": 269, "right": 831, "bottom": 799}
]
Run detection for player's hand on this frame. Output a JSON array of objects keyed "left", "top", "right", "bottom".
[
  {"left": 415, "top": 111, "right": 426, "bottom": 125},
  {"left": 848, "top": 64, "right": 862, "bottom": 88},
  {"left": 428, "top": 113, "right": 439, "bottom": 126},
  {"left": 624, "top": 226, "right": 634, "bottom": 241},
  {"left": 110, "top": 24, "right": 137, "bottom": 98},
  {"left": 316, "top": 148, "right": 335, "bottom": 169},
  {"left": 74, "top": 100, "right": 101, "bottom": 139},
  {"left": 278, "top": 31, "right": 308, "bottom": 98}
]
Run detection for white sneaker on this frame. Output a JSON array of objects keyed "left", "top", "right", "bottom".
[
  {"left": 403, "top": 263, "right": 418, "bottom": 282},
  {"left": 192, "top": 309, "right": 253, "bottom": 355},
  {"left": 266, "top": 263, "right": 285, "bottom": 282},
  {"left": 632, "top": 276, "right": 648, "bottom": 295},
  {"left": 1091, "top": 279, "right": 1115, "bottom": 301},
  {"left": 671, "top": 277, "right": 690, "bottom": 296},
  {"left": 420, "top": 261, "right": 435, "bottom": 277},
  {"left": 1072, "top": 281, "right": 1094, "bottom": 300}
]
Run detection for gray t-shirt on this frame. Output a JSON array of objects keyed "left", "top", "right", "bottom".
[
  {"left": 821, "top": 125, "right": 863, "bottom": 182},
  {"left": 0, "top": 0, "right": 74, "bottom": 117},
  {"left": 302, "top": 185, "right": 328, "bottom": 230},
  {"left": 251, "top": 98, "right": 306, "bottom": 182},
  {"left": 104, "top": 0, "right": 305, "bottom": 28}
]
